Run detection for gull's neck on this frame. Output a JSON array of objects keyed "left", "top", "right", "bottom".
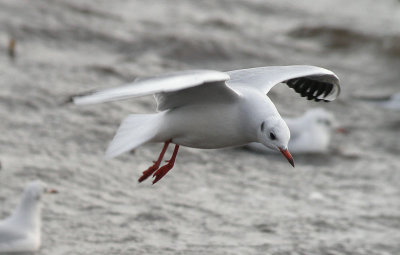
[{"left": 10, "top": 192, "right": 42, "bottom": 233}]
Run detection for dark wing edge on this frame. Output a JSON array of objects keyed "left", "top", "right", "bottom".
[{"left": 285, "top": 75, "right": 340, "bottom": 102}]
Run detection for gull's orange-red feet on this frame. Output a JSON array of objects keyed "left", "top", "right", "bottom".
[
  {"left": 152, "top": 145, "right": 179, "bottom": 184},
  {"left": 138, "top": 164, "right": 159, "bottom": 183},
  {"left": 137, "top": 141, "right": 180, "bottom": 184},
  {"left": 138, "top": 141, "right": 170, "bottom": 183}
]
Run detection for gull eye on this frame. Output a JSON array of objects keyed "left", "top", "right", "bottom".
[
  {"left": 270, "top": 132, "right": 276, "bottom": 140},
  {"left": 261, "top": 121, "right": 265, "bottom": 132},
  {"left": 318, "top": 119, "right": 331, "bottom": 126}
]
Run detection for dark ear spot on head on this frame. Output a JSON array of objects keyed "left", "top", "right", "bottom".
[{"left": 261, "top": 121, "right": 265, "bottom": 132}]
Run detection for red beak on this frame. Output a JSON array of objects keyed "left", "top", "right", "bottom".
[
  {"left": 46, "top": 188, "right": 58, "bottom": 194},
  {"left": 279, "top": 148, "right": 295, "bottom": 167},
  {"left": 336, "top": 127, "right": 347, "bottom": 134}
]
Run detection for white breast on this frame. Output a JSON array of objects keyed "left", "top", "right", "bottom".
[
  {"left": 161, "top": 102, "right": 248, "bottom": 148},
  {"left": 0, "top": 221, "right": 40, "bottom": 253}
]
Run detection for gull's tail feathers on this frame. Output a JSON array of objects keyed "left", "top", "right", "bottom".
[{"left": 105, "top": 114, "right": 161, "bottom": 158}]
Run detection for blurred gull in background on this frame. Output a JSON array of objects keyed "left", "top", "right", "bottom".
[
  {"left": 0, "top": 181, "right": 57, "bottom": 254},
  {"left": 247, "top": 108, "right": 344, "bottom": 154},
  {"left": 356, "top": 92, "right": 400, "bottom": 111},
  {"left": 372, "top": 92, "right": 400, "bottom": 111},
  {"left": 73, "top": 65, "right": 340, "bottom": 184},
  {"left": 380, "top": 93, "right": 400, "bottom": 111}
]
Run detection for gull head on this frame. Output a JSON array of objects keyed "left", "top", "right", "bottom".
[
  {"left": 257, "top": 116, "right": 294, "bottom": 167},
  {"left": 23, "top": 180, "right": 58, "bottom": 203},
  {"left": 13, "top": 180, "right": 57, "bottom": 229}
]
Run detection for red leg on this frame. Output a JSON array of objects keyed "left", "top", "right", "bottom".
[
  {"left": 152, "top": 144, "right": 180, "bottom": 184},
  {"left": 138, "top": 141, "right": 170, "bottom": 183}
]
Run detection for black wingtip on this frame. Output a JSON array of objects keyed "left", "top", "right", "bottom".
[{"left": 286, "top": 77, "right": 336, "bottom": 102}]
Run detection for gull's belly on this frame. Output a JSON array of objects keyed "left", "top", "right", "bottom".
[{"left": 160, "top": 103, "right": 248, "bottom": 149}]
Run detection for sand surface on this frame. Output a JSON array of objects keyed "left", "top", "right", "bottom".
[{"left": 0, "top": 0, "right": 400, "bottom": 254}]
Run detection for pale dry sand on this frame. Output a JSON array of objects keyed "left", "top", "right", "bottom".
[{"left": 0, "top": 0, "right": 400, "bottom": 254}]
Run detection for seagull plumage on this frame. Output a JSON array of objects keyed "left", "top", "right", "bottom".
[
  {"left": 0, "top": 181, "right": 56, "bottom": 254},
  {"left": 73, "top": 65, "right": 340, "bottom": 184}
]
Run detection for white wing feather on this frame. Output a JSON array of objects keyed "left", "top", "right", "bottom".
[
  {"left": 73, "top": 70, "right": 230, "bottom": 105},
  {"left": 73, "top": 66, "right": 340, "bottom": 108}
]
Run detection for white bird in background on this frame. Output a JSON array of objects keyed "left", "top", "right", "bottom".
[
  {"left": 356, "top": 92, "right": 400, "bottom": 111},
  {"left": 73, "top": 65, "right": 340, "bottom": 184},
  {"left": 0, "top": 181, "right": 57, "bottom": 254},
  {"left": 247, "top": 108, "right": 343, "bottom": 154},
  {"left": 374, "top": 93, "right": 400, "bottom": 111}
]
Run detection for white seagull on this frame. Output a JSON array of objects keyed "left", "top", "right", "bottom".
[
  {"left": 356, "top": 92, "right": 400, "bottom": 111},
  {"left": 0, "top": 181, "right": 57, "bottom": 254},
  {"left": 373, "top": 92, "right": 400, "bottom": 111},
  {"left": 73, "top": 65, "right": 340, "bottom": 184},
  {"left": 247, "top": 108, "right": 341, "bottom": 154}
]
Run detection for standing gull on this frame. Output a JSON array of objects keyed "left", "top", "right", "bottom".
[
  {"left": 0, "top": 180, "right": 57, "bottom": 254},
  {"left": 73, "top": 65, "right": 340, "bottom": 184},
  {"left": 247, "top": 108, "right": 342, "bottom": 154}
]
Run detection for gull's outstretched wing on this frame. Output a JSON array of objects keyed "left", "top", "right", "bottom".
[
  {"left": 227, "top": 65, "right": 340, "bottom": 102},
  {"left": 73, "top": 70, "right": 239, "bottom": 110}
]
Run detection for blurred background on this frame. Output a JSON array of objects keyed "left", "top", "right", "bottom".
[{"left": 0, "top": 0, "right": 400, "bottom": 254}]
